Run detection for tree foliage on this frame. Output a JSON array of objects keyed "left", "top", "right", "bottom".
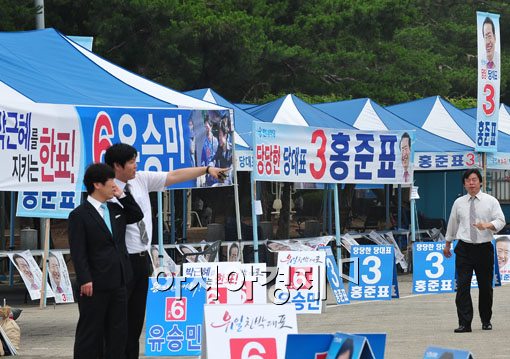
[{"left": 5, "top": 0, "right": 510, "bottom": 105}]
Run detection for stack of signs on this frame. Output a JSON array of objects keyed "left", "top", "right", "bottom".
[
  {"left": 424, "top": 346, "right": 474, "bottom": 359},
  {"left": 412, "top": 242, "right": 455, "bottom": 294},
  {"left": 275, "top": 250, "right": 326, "bottom": 314},
  {"left": 318, "top": 246, "right": 349, "bottom": 305},
  {"left": 183, "top": 262, "right": 267, "bottom": 304},
  {"left": 349, "top": 245, "right": 398, "bottom": 301},
  {"left": 145, "top": 277, "right": 206, "bottom": 356},
  {"left": 8, "top": 250, "right": 54, "bottom": 300},
  {"left": 203, "top": 304, "right": 298, "bottom": 359},
  {"left": 326, "top": 332, "right": 375, "bottom": 359}
]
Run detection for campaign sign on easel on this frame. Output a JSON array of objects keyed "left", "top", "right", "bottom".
[
  {"left": 285, "top": 334, "right": 333, "bottom": 359},
  {"left": 8, "top": 250, "right": 54, "bottom": 300},
  {"left": 203, "top": 304, "right": 298, "bottom": 359},
  {"left": 183, "top": 262, "right": 267, "bottom": 304},
  {"left": 349, "top": 245, "right": 394, "bottom": 301},
  {"left": 424, "top": 346, "right": 474, "bottom": 359},
  {"left": 145, "top": 277, "right": 206, "bottom": 356},
  {"left": 326, "top": 332, "right": 375, "bottom": 359},
  {"left": 413, "top": 242, "right": 456, "bottom": 294},
  {"left": 275, "top": 251, "right": 326, "bottom": 314},
  {"left": 319, "top": 246, "right": 349, "bottom": 305}
]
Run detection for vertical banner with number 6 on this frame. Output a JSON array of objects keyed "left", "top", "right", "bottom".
[{"left": 476, "top": 11, "right": 500, "bottom": 152}]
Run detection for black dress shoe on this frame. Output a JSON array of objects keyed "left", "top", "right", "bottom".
[
  {"left": 454, "top": 325, "right": 472, "bottom": 333},
  {"left": 482, "top": 323, "right": 492, "bottom": 330}
]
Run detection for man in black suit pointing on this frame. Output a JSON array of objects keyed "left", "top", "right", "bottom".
[{"left": 68, "top": 163, "right": 143, "bottom": 358}]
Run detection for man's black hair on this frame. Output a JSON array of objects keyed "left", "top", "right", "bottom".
[
  {"left": 104, "top": 143, "right": 137, "bottom": 168},
  {"left": 400, "top": 132, "right": 411, "bottom": 150},
  {"left": 462, "top": 168, "right": 483, "bottom": 184},
  {"left": 83, "top": 163, "right": 115, "bottom": 195},
  {"left": 483, "top": 17, "right": 495, "bottom": 37}
]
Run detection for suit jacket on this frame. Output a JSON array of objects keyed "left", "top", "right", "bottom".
[{"left": 68, "top": 193, "right": 143, "bottom": 291}]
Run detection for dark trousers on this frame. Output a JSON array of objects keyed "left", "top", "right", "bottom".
[
  {"left": 454, "top": 240, "right": 494, "bottom": 327},
  {"left": 74, "top": 286, "right": 127, "bottom": 359},
  {"left": 125, "top": 252, "right": 152, "bottom": 359}
]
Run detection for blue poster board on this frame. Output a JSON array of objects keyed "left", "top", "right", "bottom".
[
  {"left": 349, "top": 245, "right": 394, "bottom": 301},
  {"left": 319, "top": 246, "right": 349, "bottom": 305},
  {"left": 285, "top": 333, "right": 333, "bottom": 359},
  {"left": 145, "top": 277, "right": 206, "bottom": 356},
  {"left": 424, "top": 346, "right": 474, "bottom": 359},
  {"left": 413, "top": 242, "right": 456, "bottom": 294},
  {"left": 16, "top": 190, "right": 81, "bottom": 219},
  {"left": 326, "top": 332, "right": 375, "bottom": 359}
]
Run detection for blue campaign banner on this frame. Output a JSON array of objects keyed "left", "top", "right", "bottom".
[
  {"left": 414, "top": 152, "right": 481, "bottom": 171},
  {"left": 412, "top": 242, "right": 456, "bottom": 294},
  {"left": 16, "top": 191, "right": 82, "bottom": 219},
  {"left": 145, "top": 277, "right": 206, "bottom": 356},
  {"left": 285, "top": 333, "right": 333, "bottom": 359},
  {"left": 77, "top": 107, "right": 234, "bottom": 189},
  {"left": 252, "top": 121, "right": 415, "bottom": 185},
  {"left": 349, "top": 245, "right": 394, "bottom": 301},
  {"left": 319, "top": 246, "right": 349, "bottom": 305},
  {"left": 476, "top": 11, "right": 501, "bottom": 152},
  {"left": 355, "top": 333, "right": 386, "bottom": 359},
  {"left": 326, "top": 332, "right": 375, "bottom": 359},
  {"left": 424, "top": 346, "right": 474, "bottom": 359}
]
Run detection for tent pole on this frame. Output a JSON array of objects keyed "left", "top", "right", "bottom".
[
  {"left": 250, "top": 172, "right": 259, "bottom": 263},
  {"left": 182, "top": 190, "right": 188, "bottom": 242},
  {"left": 39, "top": 218, "right": 50, "bottom": 308},
  {"left": 157, "top": 192, "right": 163, "bottom": 259},
  {"left": 385, "top": 184, "right": 390, "bottom": 229},
  {"left": 170, "top": 190, "right": 175, "bottom": 244},
  {"left": 334, "top": 184, "right": 342, "bottom": 271},
  {"left": 397, "top": 185, "right": 402, "bottom": 229},
  {"left": 9, "top": 192, "right": 14, "bottom": 286},
  {"left": 322, "top": 188, "right": 328, "bottom": 234}
]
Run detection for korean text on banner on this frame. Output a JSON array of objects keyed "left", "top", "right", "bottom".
[
  {"left": 476, "top": 12, "right": 501, "bottom": 152},
  {"left": 252, "top": 121, "right": 414, "bottom": 185}
]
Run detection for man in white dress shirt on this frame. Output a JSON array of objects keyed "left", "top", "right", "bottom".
[
  {"left": 105, "top": 143, "right": 228, "bottom": 359},
  {"left": 443, "top": 168, "right": 505, "bottom": 333}
]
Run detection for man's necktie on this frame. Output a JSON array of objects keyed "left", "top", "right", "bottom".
[
  {"left": 487, "top": 61, "right": 495, "bottom": 69},
  {"left": 470, "top": 197, "right": 477, "bottom": 243},
  {"left": 125, "top": 184, "right": 149, "bottom": 245},
  {"left": 100, "top": 203, "right": 113, "bottom": 234},
  {"left": 404, "top": 171, "right": 409, "bottom": 182},
  {"left": 57, "top": 286, "right": 63, "bottom": 294}
]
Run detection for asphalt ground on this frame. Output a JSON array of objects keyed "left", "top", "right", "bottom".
[{"left": 1, "top": 274, "right": 509, "bottom": 358}]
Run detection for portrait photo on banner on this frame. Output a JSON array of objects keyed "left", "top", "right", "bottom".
[{"left": 8, "top": 250, "right": 54, "bottom": 300}]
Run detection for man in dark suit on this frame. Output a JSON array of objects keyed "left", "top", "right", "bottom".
[{"left": 69, "top": 163, "right": 143, "bottom": 358}]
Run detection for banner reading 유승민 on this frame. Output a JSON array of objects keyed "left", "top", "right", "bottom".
[
  {"left": 78, "top": 107, "right": 234, "bottom": 189},
  {"left": 476, "top": 11, "right": 501, "bottom": 152},
  {"left": 253, "top": 121, "right": 414, "bottom": 184}
]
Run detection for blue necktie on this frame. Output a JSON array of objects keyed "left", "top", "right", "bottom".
[{"left": 100, "top": 203, "right": 112, "bottom": 234}]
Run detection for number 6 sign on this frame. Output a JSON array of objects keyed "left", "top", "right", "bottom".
[{"left": 230, "top": 338, "right": 277, "bottom": 359}]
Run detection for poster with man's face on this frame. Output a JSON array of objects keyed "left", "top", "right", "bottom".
[
  {"left": 495, "top": 235, "right": 510, "bottom": 283},
  {"left": 48, "top": 251, "right": 74, "bottom": 303},
  {"left": 8, "top": 250, "right": 54, "bottom": 300}
]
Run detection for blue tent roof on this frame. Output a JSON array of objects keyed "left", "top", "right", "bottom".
[
  {"left": 246, "top": 94, "right": 354, "bottom": 129},
  {"left": 0, "top": 28, "right": 223, "bottom": 109},
  {"left": 387, "top": 96, "right": 475, "bottom": 148},
  {"left": 185, "top": 88, "right": 255, "bottom": 149},
  {"left": 315, "top": 98, "right": 472, "bottom": 152}
]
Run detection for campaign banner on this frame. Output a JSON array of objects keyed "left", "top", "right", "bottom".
[
  {"left": 182, "top": 262, "right": 267, "bottom": 304},
  {"left": 349, "top": 245, "right": 394, "bottom": 301},
  {"left": 145, "top": 277, "right": 206, "bottom": 356},
  {"left": 48, "top": 251, "right": 74, "bottom": 303},
  {"left": 495, "top": 235, "right": 510, "bottom": 283},
  {"left": 319, "top": 246, "right": 349, "bottom": 305},
  {"left": 424, "top": 346, "right": 474, "bottom": 359},
  {"left": 149, "top": 245, "right": 180, "bottom": 277},
  {"left": 0, "top": 103, "right": 82, "bottom": 192},
  {"left": 326, "top": 332, "right": 375, "bottom": 359},
  {"left": 414, "top": 152, "right": 481, "bottom": 171},
  {"left": 486, "top": 152, "right": 510, "bottom": 169},
  {"left": 285, "top": 334, "right": 333, "bottom": 359},
  {"left": 235, "top": 149, "right": 253, "bottom": 172},
  {"left": 412, "top": 242, "right": 456, "bottom": 294},
  {"left": 8, "top": 250, "right": 54, "bottom": 300},
  {"left": 16, "top": 191, "right": 82, "bottom": 219},
  {"left": 275, "top": 251, "right": 326, "bottom": 314},
  {"left": 476, "top": 11, "right": 501, "bottom": 152},
  {"left": 252, "top": 121, "right": 414, "bottom": 184},
  {"left": 78, "top": 107, "right": 234, "bottom": 188},
  {"left": 203, "top": 304, "right": 298, "bottom": 359}
]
